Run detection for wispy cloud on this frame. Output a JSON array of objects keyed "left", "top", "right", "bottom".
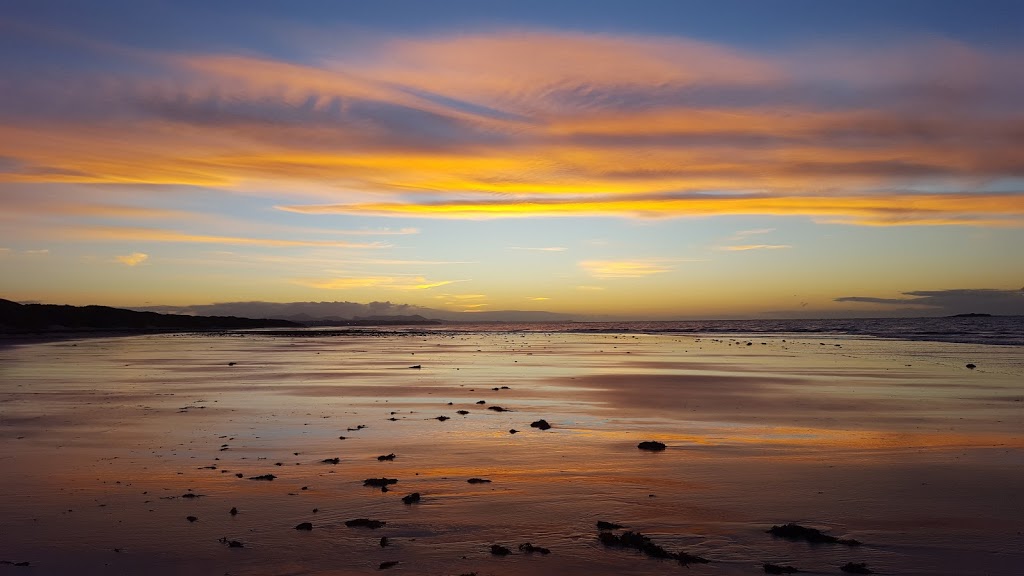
[
  {"left": 70, "top": 226, "right": 388, "bottom": 248},
  {"left": 296, "top": 276, "right": 465, "bottom": 290},
  {"left": 278, "top": 192, "right": 1024, "bottom": 226},
  {"left": 732, "top": 228, "right": 776, "bottom": 238},
  {"left": 576, "top": 285, "right": 605, "bottom": 291},
  {"left": 0, "top": 31, "right": 1021, "bottom": 226},
  {"left": 345, "top": 258, "right": 476, "bottom": 265},
  {"left": 440, "top": 294, "right": 486, "bottom": 300},
  {"left": 24, "top": 249, "right": 50, "bottom": 255},
  {"left": 718, "top": 244, "right": 792, "bottom": 251},
  {"left": 332, "top": 228, "right": 420, "bottom": 236},
  {"left": 580, "top": 259, "right": 676, "bottom": 279},
  {"left": 115, "top": 252, "right": 149, "bottom": 266},
  {"left": 527, "top": 296, "right": 550, "bottom": 301},
  {"left": 508, "top": 246, "right": 567, "bottom": 252}
]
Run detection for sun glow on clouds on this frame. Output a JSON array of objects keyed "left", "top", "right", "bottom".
[
  {"left": 278, "top": 193, "right": 1024, "bottom": 226},
  {"left": 1, "top": 30, "right": 1021, "bottom": 227}
]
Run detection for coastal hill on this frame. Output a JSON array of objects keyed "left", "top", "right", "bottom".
[{"left": 0, "top": 298, "right": 300, "bottom": 332}]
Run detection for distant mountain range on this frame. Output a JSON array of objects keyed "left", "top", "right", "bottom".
[
  {"left": 0, "top": 298, "right": 299, "bottom": 332},
  {"left": 134, "top": 301, "right": 579, "bottom": 323}
]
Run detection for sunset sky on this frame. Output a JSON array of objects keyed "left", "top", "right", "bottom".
[{"left": 2, "top": 0, "right": 1022, "bottom": 318}]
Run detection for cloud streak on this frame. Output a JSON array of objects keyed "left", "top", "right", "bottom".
[
  {"left": 71, "top": 226, "right": 388, "bottom": 248},
  {"left": 277, "top": 192, "right": 1024, "bottom": 226},
  {"left": 719, "top": 244, "right": 792, "bottom": 251},
  {"left": 508, "top": 246, "right": 567, "bottom": 252},
  {"left": 296, "top": 276, "right": 465, "bottom": 290},
  {"left": 580, "top": 259, "right": 676, "bottom": 279},
  {"left": 0, "top": 30, "right": 1021, "bottom": 226}
]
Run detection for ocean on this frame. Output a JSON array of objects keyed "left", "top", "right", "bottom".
[{"left": 258, "top": 315, "right": 1024, "bottom": 346}]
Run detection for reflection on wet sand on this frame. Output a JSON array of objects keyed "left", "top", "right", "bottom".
[{"left": 0, "top": 332, "right": 1021, "bottom": 575}]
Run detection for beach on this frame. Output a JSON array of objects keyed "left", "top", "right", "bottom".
[{"left": 1, "top": 330, "right": 1022, "bottom": 575}]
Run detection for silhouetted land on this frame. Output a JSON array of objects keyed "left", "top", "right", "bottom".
[{"left": 0, "top": 298, "right": 299, "bottom": 334}]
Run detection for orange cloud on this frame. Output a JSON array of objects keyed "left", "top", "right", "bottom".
[
  {"left": 0, "top": 30, "right": 1021, "bottom": 227},
  {"left": 296, "top": 276, "right": 464, "bottom": 290},
  {"left": 580, "top": 259, "right": 676, "bottom": 279},
  {"left": 279, "top": 192, "right": 1024, "bottom": 226},
  {"left": 115, "top": 252, "right": 149, "bottom": 266}
]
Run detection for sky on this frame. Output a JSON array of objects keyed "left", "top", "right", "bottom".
[{"left": 1, "top": 0, "right": 1023, "bottom": 318}]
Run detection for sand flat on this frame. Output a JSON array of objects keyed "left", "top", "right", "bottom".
[{"left": 0, "top": 331, "right": 1021, "bottom": 575}]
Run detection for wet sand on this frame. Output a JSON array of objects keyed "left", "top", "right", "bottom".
[{"left": 1, "top": 331, "right": 1022, "bottom": 575}]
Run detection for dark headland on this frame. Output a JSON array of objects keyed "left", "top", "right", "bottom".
[{"left": 0, "top": 298, "right": 299, "bottom": 337}]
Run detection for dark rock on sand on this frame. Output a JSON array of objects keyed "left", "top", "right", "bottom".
[
  {"left": 364, "top": 478, "right": 399, "bottom": 487},
  {"left": 519, "top": 543, "right": 551, "bottom": 554},
  {"left": 763, "top": 563, "right": 800, "bottom": 574},
  {"left": 475, "top": 400, "right": 486, "bottom": 404},
  {"left": 322, "top": 457, "right": 340, "bottom": 464},
  {"left": 966, "top": 363, "right": 977, "bottom": 369},
  {"left": 229, "top": 507, "right": 238, "bottom": 516},
  {"left": 677, "top": 551, "right": 711, "bottom": 565},
  {"left": 402, "top": 492, "right": 421, "bottom": 504},
  {"left": 597, "top": 520, "right": 624, "bottom": 530},
  {"left": 295, "top": 522, "right": 314, "bottom": 531},
  {"left": 605, "top": 531, "right": 671, "bottom": 559},
  {"left": 379, "top": 561, "right": 399, "bottom": 569},
  {"left": 840, "top": 562, "right": 872, "bottom": 574},
  {"left": 509, "top": 429, "right": 518, "bottom": 434},
  {"left": 637, "top": 441, "right": 666, "bottom": 451},
  {"left": 181, "top": 493, "right": 203, "bottom": 498},
  {"left": 530, "top": 419, "right": 551, "bottom": 430},
  {"left": 377, "top": 453, "right": 396, "bottom": 461},
  {"left": 436, "top": 416, "right": 450, "bottom": 421},
  {"left": 345, "top": 518, "right": 386, "bottom": 529},
  {"left": 186, "top": 516, "right": 198, "bottom": 522},
  {"left": 249, "top": 474, "right": 276, "bottom": 481},
  {"left": 487, "top": 406, "right": 509, "bottom": 412},
  {"left": 235, "top": 473, "right": 244, "bottom": 478},
  {"left": 219, "top": 537, "right": 244, "bottom": 548},
  {"left": 409, "top": 365, "right": 421, "bottom": 369},
  {"left": 467, "top": 478, "right": 492, "bottom": 484},
  {"left": 456, "top": 410, "right": 470, "bottom": 415},
  {"left": 767, "top": 523, "right": 861, "bottom": 546},
  {"left": 490, "top": 544, "right": 512, "bottom": 556},
  {"left": 599, "top": 530, "right": 709, "bottom": 564},
  {"left": 380, "top": 536, "right": 389, "bottom": 547}
]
